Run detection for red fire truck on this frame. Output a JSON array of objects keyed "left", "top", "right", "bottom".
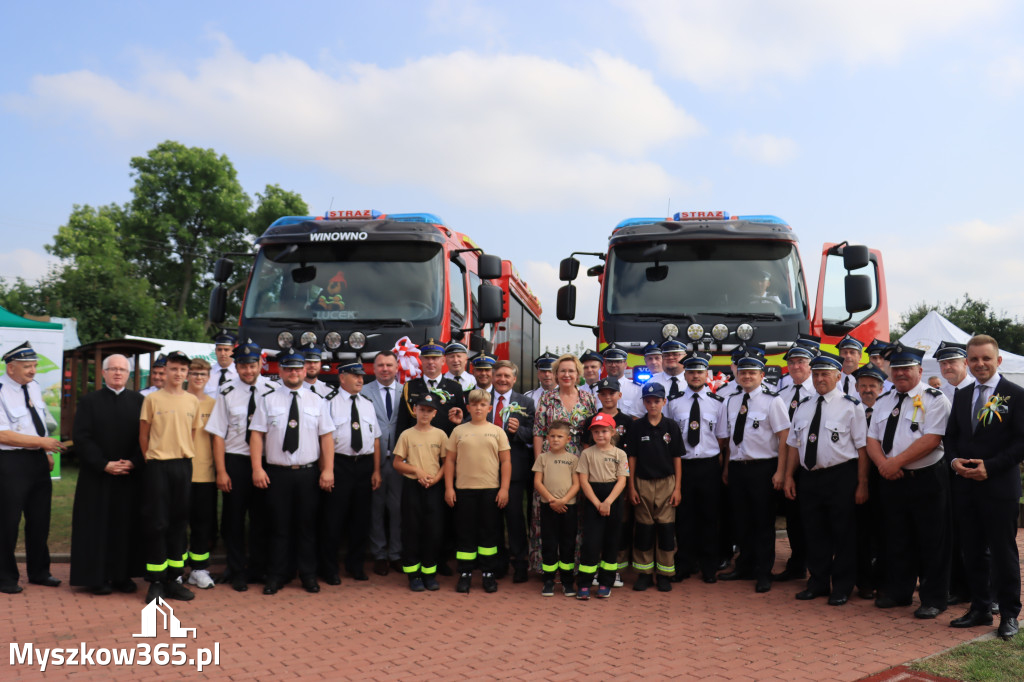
[
  {"left": 209, "top": 210, "right": 543, "bottom": 390},
  {"left": 556, "top": 211, "right": 887, "bottom": 381}
]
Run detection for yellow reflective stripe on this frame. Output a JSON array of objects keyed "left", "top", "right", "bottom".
[
  {"left": 617, "top": 561, "right": 629, "bottom": 570},
  {"left": 600, "top": 561, "right": 618, "bottom": 571},
  {"left": 578, "top": 564, "right": 597, "bottom": 574},
  {"left": 541, "top": 563, "right": 559, "bottom": 573},
  {"left": 188, "top": 551, "right": 210, "bottom": 562},
  {"left": 632, "top": 561, "right": 655, "bottom": 571},
  {"left": 477, "top": 546, "right": 498, "bottom": 556},
  {"left": 656, "top": 563, "right": 675, "bottom": 573},
  {"left": 167, "top": 558, "right": 185, "bottom": 569},
  {"left": 420, "top": 565, "right": 437, "bottom": 575},
  {"left": 558, "top": 562, "right": 575, "bottom": 571},
  {"left": 146, "top": 561, "right": 168, "bottom": 573},
  {"left": 403, "top": 563, "right": 421, "bottom": 574},
  {"left": 456, "top": 551, "right": 477, "bottom": 561}
]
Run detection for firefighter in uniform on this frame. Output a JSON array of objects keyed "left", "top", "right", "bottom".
[
  {"left": 837, "top": 334, "right": 864, "bottom": 395},
  {"left": 602, "top": 344, "right": 643, "bottom": 418},
  {"left": 852, "top": 362, "right": 889, "bottom": 599},
  {"left": 206, "top": 331, "right": 239, "bottom": 397},
  {"left": 301, "top": 344, "right": 331, "bottom": 397},
  {"left": 525, "top": 352, "right": 558, "bottom": 409},
  {"left": 443, "top": 342, "right": 477, "bottom": 392}
]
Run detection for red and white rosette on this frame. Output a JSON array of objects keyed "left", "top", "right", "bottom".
[{"left": 394, "top": 336, "right": 422, "bottom": 384}]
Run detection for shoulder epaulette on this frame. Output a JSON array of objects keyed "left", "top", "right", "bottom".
[
  {"left": 220, "top": 384, "right": 235, "bottom": 396},
  {"left": 262, "top": 386, "right": 276, "bottom": 397},
  {"left": 879, "top": 389, "right": 893, "bottom": 400},
  {"left": 844, "top": 394, "right": 861, "bottom": 405},
  {"left": 761, "top": 387, "right": 778, "bottom": 397},
  {"left": 799, "top": 395, "right": 812, "bottom": 405},
  {"left": 324, "top": 389, "right": 339, "bottom": 401},
  {"left": 925, "top": 387, "right": 942, "bottom": 397},
  {"left": 707, "top": 392, "right": 724, "bottom": 402},
  {"left": 359, "top": 393, "right": 372, "bottom": 402}
]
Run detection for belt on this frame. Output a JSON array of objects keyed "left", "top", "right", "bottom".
[
  {"left": 681, "top": 455, "right": 720, "bottom": 464},
  {"left": 729, "top": 457, "right": 778, "bottom": 466},
  {"left": 337, "top": 454, "right": 372, "bottom": 460},
  {"left": 804, "top": 459, "right": 857, "bottom": 474},
  {"left": 266, "top": 463, "right": 316, "bottom": 470},
  {"left": 900, "top": 460, "right": 943, "bottom": 478}
]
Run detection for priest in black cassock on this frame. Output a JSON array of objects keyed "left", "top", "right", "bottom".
[{"left": 69, "top": 354, "right": 145, "bottom": 594}]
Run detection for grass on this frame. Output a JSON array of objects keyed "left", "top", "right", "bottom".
[
  {"left": 911, "top": 631, "right": 1024, "bottom": 681},
  {"left": 16, "top": 461, "right": 77, "bottom": 555}
]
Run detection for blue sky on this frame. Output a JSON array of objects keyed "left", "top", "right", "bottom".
[{"left": 3, "top": 1, "right": 1024, "bottom": 350}]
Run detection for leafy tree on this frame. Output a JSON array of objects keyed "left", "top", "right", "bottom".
[
  {"left": 248, "top": 184, "right": 309, "bottom": 236},
  {"left": 893, "top": 294, "right": 1024, "bottom": 355}
]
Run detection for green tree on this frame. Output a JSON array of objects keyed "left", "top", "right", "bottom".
[
  {"left": 125, "top": 140, "right": 252, "bottom": 318},
  {"left": 893, "top": 294, "right": 1024, "bottom": 355},
  {"left": 248, "top": 184, "right": 309, "bottom": 236}
]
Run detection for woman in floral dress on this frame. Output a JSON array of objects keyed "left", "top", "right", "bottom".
[{"left": 528, "top": 353, "right": 597, "bottom": 571}]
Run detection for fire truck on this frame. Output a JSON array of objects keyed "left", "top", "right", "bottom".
[
  {"left": 556, "top": 211, "right": 887, "bottom": 381},
  {"left": 209, "top": 210, "right": 543, "bottom": 389}
]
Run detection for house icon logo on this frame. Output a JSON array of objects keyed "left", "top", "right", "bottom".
[{"left": 133, "top": 596, "right": 197, "bottom": 639}]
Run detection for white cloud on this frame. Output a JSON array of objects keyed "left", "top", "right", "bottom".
[
  {"left": 524, "top": 260, "right": 601, "bottom": 351},
  {"left": 0, "top": 249, "right": 61, "bottom": 283},
  {"left": 731, "top": 132, "right": 797, "bottom": 165},
  {"left": 4, "top": 41, "right": 703, "bottom": 210},
  {"left": 621, "top": 0, "right": 1008, "bottom": 89},
  {"left": 987, "top": 52, "right": 1024, "bottom": 94}
]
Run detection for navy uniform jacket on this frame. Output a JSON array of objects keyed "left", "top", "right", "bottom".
[{"left": 397, "top": 376, "right": 465, "bottom": 436}]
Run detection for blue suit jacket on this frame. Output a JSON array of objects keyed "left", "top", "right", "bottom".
[{"left": 362, "top": 379, "right": 400, "bottom": 456}]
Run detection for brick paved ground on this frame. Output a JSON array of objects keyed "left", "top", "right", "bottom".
[{"left": 5, "top": 531, "right": 1021, "bottom": 681}]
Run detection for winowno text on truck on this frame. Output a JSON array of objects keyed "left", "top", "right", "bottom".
[
  {"left": 209, "top": 210, "right": 542, "bottom": 390},
  {"left": 556, "top": 211, "right": 888, "bottom": 382}
]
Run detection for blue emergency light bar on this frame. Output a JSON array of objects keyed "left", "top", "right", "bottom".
[{"left": 268, "top": 212, "right": 446, "bottom": 228}]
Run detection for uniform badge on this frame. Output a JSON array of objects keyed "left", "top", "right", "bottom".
[
  {"left": 288, "top": 419, "right": 298, "bottom": 429},
  {"left": 891, "top": 407, "right": 900, "bottom": 418},
  {"left": 663, "top": 432, "right": 672, "bottom": 444},
  {"left": 352, "top": 422, "right": 360, "bottom": 430},
  {"left": 910, "top": 422, "right": 919, "bottom": 432},
  {"left": 808, "top": 433, "right": 817, "bottom": 443},
  {"left": 752, "top": 420, "right": 760, "bottom": 429},
  {"left": 616, "top": 425, "right": 626, "bottom": 436},
  {"left": 830, "top": 431, "right": 839, "bottom": 443},
  {"left": 739, "top": 404, "right": 748, "bottom": 415},
  {"left": 689, "top": 420, "right": 699, "bottom": 431},
  {"left": 790, "top": 399, "right": 798, "bottom": 410}
]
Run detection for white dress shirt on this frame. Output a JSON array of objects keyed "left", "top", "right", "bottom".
[
  {"left": 867, "top": 381, "right": 950, "bottom": 469},
  {"left": 715, "top": 386, "right": 790, "bottom": 461},
  {"left": 665, "top": 386, "right": 724, "bottom": 459},
  {"left": 787, "top": 386, "right": 866, "bottom": 470},
  {"left": 249, "top": 383, "right": 333, "bottom": 466}
]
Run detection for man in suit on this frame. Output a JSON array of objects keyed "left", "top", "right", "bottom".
[
  {"left": 365, "top": 350, "right": 402, "bottom": 576},
  {"left": 945, "top": 335, "right": 1023, "bottom": 640},
  {"left": 488, "top": 360, "right": 535, "bottom": 582}
]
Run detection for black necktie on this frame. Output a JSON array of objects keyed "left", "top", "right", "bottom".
[
  {"left": 384, "top": 386, "right": 393, "bottom": 420},
  {"left": 283, "top": 391, "right": 300, "bottom": 453},
  {"left": 881, "top": 392, "right": 907, "bottom": 454},
  {"left": 733, "top": 393, "right": 750, "bottom": 445},
  {"left": 428, "top": 379, "right": 436, "bottom": 390},
  {"left": 843, "top": 375, "right": 850, "bottom": 395},
  {"left": 972, "top": 385, "right": 988, "bottom": 433},
  {"left": 865, "top": 406, "right": 873, "bottom": 427},
  {"left": 219, "top": 368, "right": 229, "bottom": 386},
  {"left": 351, "top": 395, "right": 363, "bottom": 451},
  {"left": 246, "top": 385, "right": 256, "bottom": 445},
  {"left": 789, "top": 384, "right": 802, "bottom": 419},
  {"left": 669, "top": 376, "right": 680, "bottom": 400},
  {"left": 23, "top": 385, "right": 45, "bottom": 436},
  {"left": 688, "top": 394, "right": 700, "bottom": 447},
  {"left": 805, "top": 396, "right": 824, "bottom": 469}
]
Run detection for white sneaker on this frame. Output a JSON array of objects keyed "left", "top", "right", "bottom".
[
  {"left": 613, "top": 572, "right": 624, "bottom": 588},
  {"left": 187, "top": 569, "right": 215, "bottom": 589},
  {"left": 592, "top": 576, "right": 599, "bottom": 586}
]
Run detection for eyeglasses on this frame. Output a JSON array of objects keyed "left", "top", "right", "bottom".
[{"left": 187, "top": 372, "right": 209, "bottom": 377}]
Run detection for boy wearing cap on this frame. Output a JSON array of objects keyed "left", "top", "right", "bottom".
[
  {"left": 139, "top": 350, "right": 203, "bottom": 603},
  {"left": 444, "top": 388, "right": 511, "bottom": 593},
  {"left": 576, "top": 412, "right": 630, "bottom": 599},
  {"left": 398, "top": 340, "right": 465, "bottom": 437},
  {"left": 444, "top": 342, "right": 477, "bottom": 392},
  {"left": 715, "top": 347, "right": 790, "bottom": 593},
  {"left": 532, "top": 420, "right": 580, "bottom": 597},
  {"left": 204, "top": 339, "right": 275, "bottom": 591},
  {"left": 624, "top": 382, "right": 682, "bottom": 591},
  {"left": 665, "top": 352, "right": 726, "bottom": 583},
  {"left": 320, "top": 362, "right": 382, "bottom": 583},
  {"left": 392, "top": 393, "right": 448, "bottom": 591},
  {"left": 783, "top": 352, "right": 868, "bottom": 606},
  {"left": 0, "top": 342, "right": 67, "bottom": 593},
  {"left": 865, "top": 342, "right": 951, "bottom": 619},
  {"left": 206, "top": 332, "right": 239, "bottom": 396},
  {"left": 185, "top": 359, "right": 217, "bottom": 589}
]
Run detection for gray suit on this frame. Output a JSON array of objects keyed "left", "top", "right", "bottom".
[{"left": 363, "top": 379, "right": 402, "bottom": 561}]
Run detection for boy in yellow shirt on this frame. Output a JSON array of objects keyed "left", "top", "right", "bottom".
[
  {"left": 185, "top": 358, "right": 217, "bottom": 590},
  {"left": 532, "top": 420, "right": 580, "bottom": 597}
]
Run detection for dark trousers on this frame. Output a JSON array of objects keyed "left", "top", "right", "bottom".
[
  {"left": 220, "top": 453, "right": 269, "bottom": 580},
  {"left": 779, "top": 467, "right": 806, "bottom": 572},
  {"left": 878, "top": 462, "right": 950, "bottom": 609},
  {"left": 540, "top": 503, "right": 578, "bottom": 583},
  {"left": 318, "top": 454, "right": 374, "bottom": 578},
  {"left": 400, "top": 477, "right": 444, "bottom": 574},
  {"left": 142, "top": 458, "right": 192, "bottom": 582},
  {"left": 799, "top": 460, "right": 858, "bottom": 597},
  {"left": 498, "top": 479, "right": 530, "bottom": 567},
  {"left": 676, "top": 456, "right": 721, "bottom": 579},
  {"left": 188, "top": 482, "right": 218, "bottom": 570},
  {"left": 454, "top": 488, "right": 501, "bottom": 573},
  {"left": 954, "top": 490, "right": 1021, "bottom": 618},
  {"left": 580, "top": 481, "right": 622, "bottom": 588},
  {"left": 0, "top": 449, "right": 52, "bottom": 586},
  {"left": 369, "top": 455, "right": 402, "bottom": 561},
  {"left": 855, "top": 468, "right": 885, "bottom": 592},
  {"left": 728, "top": 458, "right": 778, "bottom": 580},
  {"left": 265, "top": 465, "right": 319, "bottom": 582}
]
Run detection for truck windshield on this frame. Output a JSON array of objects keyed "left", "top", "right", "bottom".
[
  {"left": 604, "top": 241, "right": 808, "bottom": 318},
  {"left": 243, "top": 241, "right": 444, "bottom": 323}
]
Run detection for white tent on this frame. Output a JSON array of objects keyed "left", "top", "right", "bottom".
[{"left": 898, "top": 310, "right": 1024, "bottom": 387}]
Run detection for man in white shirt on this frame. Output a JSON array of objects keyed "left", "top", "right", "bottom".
[
  {"left": 443, "top": 342, "right": 476, "bottom": 392},
  {"left": 602, "top": 344, "right": 643, "bottom": 418},
  {"left": 206, "top": 331, "right": 239, "bottom": 397},
  {"left": 648, "top": 339, "right": 686, "bottom": 401}
]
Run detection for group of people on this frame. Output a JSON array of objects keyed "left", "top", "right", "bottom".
[{"left": 0, "top": 330, "right": 1020, "bottom": 640}]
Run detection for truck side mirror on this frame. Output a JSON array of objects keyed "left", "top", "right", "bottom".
[
  {"left": 477, "top": 283, "right": 504, "bottom": 323},
  {"left": 209, "top": 285, "right": 227, "bottom": 324},
  {"left": 559, "top": 258, "right": 580, "bottom": 282},
  {"left": 843, "top": 245, "right": 870, "bottom": 271},
  {"left": 477, "top": 254, "right": 503, "bottom": 280},
  {"left": 213, "top": 258, "right": 234, "bottom": 284},
  {"left": 556, "top": 284, "right": 577, "bottom": 321},
  {"left": 845, "top": 274, "right": 872, "bottom": 313}
]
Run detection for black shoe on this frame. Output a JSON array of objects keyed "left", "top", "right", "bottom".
[
  {"left": 858, "top": 587, "right": 876, "bottom": 600},
  {"left": 482, "top": 572, "right": 498, "bottom": 593},
  {"left": 703, "top": 574, "right": 718, "bottom": 584},
  {"left": 263, "top": 581, "right": 280, "bottom": 595},
  {"left": 390, "top": 560, "right": 403, "bottom": 574},
  {"left": 144, "top": 581, "right": 164, "bottom": 603},
  {"left": 771, "top": 567, "right": 806, "bottom": 582},
  {"left": 301, "top": 577, "right": 320, "bottom": 593},
  {"left": 409, "top": 577, "right": 425, "bottom": 592},
  {"left": 998, "top": 616, "right": 1019, "bottom": 640},
  {"left": 755, "top": 578, "right": 771, "bottom": 593},
  {"left": 0, "top": 584, "right": 23, "bottom": 594},
  {"left": 947, "top": 592, "right": 970, "bottom": 606},
  {"left": 633, "top": 574, "right": 653, "bottom": 592},
  {"left": 163, "top": 578, "right": 194, "bottom": 601},
  {"left": 718, "top": 570, "right": 752, "bottom": 581},
  {"left": 456, "top": 572, "right": 472, "bottom": 593},
  {"left": 875, "top": 595, "right": 912, "bottom": 609},
  {"left": 347, "top": 568, "right": 369, "bottom": 581},
  {"left": 112, "top": 578, "right": 137, "bottom": 594},
  {"left": 423, "top": 575, "right": 440, "bottom": 591},
  {"left": 828, "top": 593, "right": 849, "bottom": 606},
  {"left": 231, "top": 575, "right": 249, "bottom": 592},
  {"left": 716, "top": 559, "right": 731, "bottom": 571},
  {"left": 494, "top": 563, "right": 509, "bottom": 580},
  {"left": 91, "top": 584, "right": 114, "bottom": 596},
  {"left": 914, "top": 605, "right": 943, "bottom": 619},
  {"left": 437, "top": 562, "right": 453, "bottom": 577},
  {"left": 796, "top": 589, "right": 827, "bottom": 601},
  {"left": 29, "top": 576, "right": 61, "bottom": 587},
  {"left": 512, "top": 562, "right": 529, "bottom": 584},
  {"left": 373, "top": 559, "right": 389, "bottom": 577},
  {"left": 992, "top": 603, "right": 1001, "bottom": 615},
  {"left": 656, "top": 575, "right": 672, "bottom": 592},
  {"left": 670, "top": 573, "right": 685, "bottom": 583},
  {"left": 322, "top": 573, "right": 341, "bottom": 586},
  {"left": 950, "top": 609, "right": 994, "bottom": 628}
]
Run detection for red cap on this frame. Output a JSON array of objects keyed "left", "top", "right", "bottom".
[{"left": 589, "top": 413, "right": 616, "bottom": 430}]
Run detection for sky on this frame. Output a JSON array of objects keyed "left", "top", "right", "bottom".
[{"left": 3, "top": 0, "right": 1024, "bottom": 351}]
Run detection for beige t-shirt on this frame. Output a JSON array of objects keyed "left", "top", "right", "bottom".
[
  {"left": 140, "top": 390, "right": 202, "bottom": 461},
  {"left": 393, "top": 426, "right": 448, "bottom": 480},
  {"left": 446, "top": 421, "right": 511, "bottom": 490},
  {"left": 532, "top": 450, "right": 579, "bottom": 504},
  {"left": 191, "top": 394, "right": 216, "bottom": 482},
  {"left": 576, "top": 445, "right": 630, "bottom": 484}
]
